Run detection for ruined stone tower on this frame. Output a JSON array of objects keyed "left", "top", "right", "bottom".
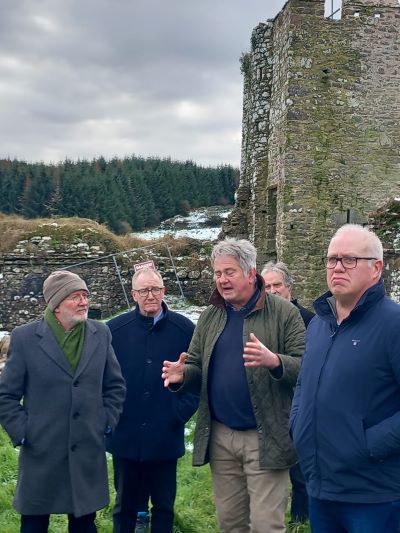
[{"left": 224, "top": 0, "right": 400, "bottom": 303}]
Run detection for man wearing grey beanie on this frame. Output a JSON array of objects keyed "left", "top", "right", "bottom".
[{"left": 0, "top": 270, "right": 126, "bottom": 533}]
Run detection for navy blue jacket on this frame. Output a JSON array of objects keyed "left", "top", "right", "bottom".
[
  {"left": 106, "top": 303, "right": 198, "bottom": 461},
  {"left": 290, "top": 280, "right": 400, "bottom": 503}
]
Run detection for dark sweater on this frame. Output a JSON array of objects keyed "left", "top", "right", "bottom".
[{"left": 208, "top": 288, "right": 260, "bottom": 430}]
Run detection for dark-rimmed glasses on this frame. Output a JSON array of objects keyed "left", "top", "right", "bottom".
[
  {"left": 133, "top": 287, "right": 164, "bottom": 297},
  {"left": 323, "top": 256, "right": 377, "bottom": 269}
]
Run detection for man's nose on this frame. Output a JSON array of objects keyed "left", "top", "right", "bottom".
[{"left": 333, "top": 259, "right": 346, "bottom": 271}]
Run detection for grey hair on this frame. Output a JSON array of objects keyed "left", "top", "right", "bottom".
[
  {"left": 261, "top": 261, "right": 293, "bottom": 290},
  {"left": 332, "top": 224, "right": 383, "bottom": 261},
  {"left": 211, "top": 238, "right": 257, "bottom": 275},
  {"left": 132, "top": 268, "right": 164, "bottom": 289}
]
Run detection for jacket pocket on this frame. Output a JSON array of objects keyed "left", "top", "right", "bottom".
[{"left": 329, "top": 416, "right": 370, "bottom": 473}]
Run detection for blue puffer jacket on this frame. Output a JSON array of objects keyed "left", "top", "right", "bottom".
[
  {"left": 106, "top": 302, "right": 199, "bottom": 461},
  {"left": 290, "top": 280, "right": 400, "bottom": 503}
]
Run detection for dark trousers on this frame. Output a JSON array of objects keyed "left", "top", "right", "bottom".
[
  {"left": 309, "top": 496, "right": 400, "bottom": 533},
  {"left": 289, "top": 462, "right": 309, "bottom": 523},
  {"left": 112, "top": 456, "right": 177, "bottom": 533},
  {"left": 20, "top": 513, "right": 97, "bottom": 533}
]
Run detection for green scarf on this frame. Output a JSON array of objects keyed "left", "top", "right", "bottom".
[{"left": 44, "top": 307, "right": 86, "bottom": 372}]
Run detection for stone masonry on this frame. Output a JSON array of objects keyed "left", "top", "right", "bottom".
[
  {"left": 0, "top": 227, "right": 214, "bottom": 332},
  {"left": 224, "top": 0, "right": 400, "bottom": 304}
]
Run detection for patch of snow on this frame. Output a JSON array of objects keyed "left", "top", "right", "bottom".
[
  {"left": 165, "top": 295, "right": 205, "bottom": 324},
  {"left": 133, "top": 226, "right": 222, "bottom": 241},
  {"left": 132, "top": 206, "right": 232, "bottom": 242}
]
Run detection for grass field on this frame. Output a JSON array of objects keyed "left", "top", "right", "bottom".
[{"left": 0, "top": 426, "right": 310, "bottom": 532}]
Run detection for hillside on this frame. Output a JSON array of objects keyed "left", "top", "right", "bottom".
[
  {"left": 0, "top": 157, "right": 237, "bottom": 234},
  {"left": 0, "top": 213, "right": 198, "bottom": 257}
]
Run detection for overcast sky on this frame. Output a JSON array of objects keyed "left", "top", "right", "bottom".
[{"left": 0, "top": 0, "right": 289, "bottom": 168}]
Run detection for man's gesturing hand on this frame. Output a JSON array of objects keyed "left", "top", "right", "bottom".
[
  {"left": 243, "top": 333, "right": 281, "bottom": 369},
  {"left": 162, "top": 352, "right": 187, "bottom": 387}
]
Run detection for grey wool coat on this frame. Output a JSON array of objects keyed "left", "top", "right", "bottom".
[{"left": 0, "top": 318, "right": 126, "bottom": 517}]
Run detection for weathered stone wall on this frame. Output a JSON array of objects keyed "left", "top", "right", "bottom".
[
  {"left": 224, "top": 0, "right": 400, "bottom": 304},
  {"left": 369, "top": 198, "right": 400, "bottom": 303},
  {"left": 0, "top": 235, "right": 214, "bottom": 332}
]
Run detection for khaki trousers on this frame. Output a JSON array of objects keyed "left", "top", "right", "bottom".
[{"left": 209, "top": 421, "right": 289, "bottom": 533}]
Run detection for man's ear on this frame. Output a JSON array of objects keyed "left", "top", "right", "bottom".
[
  {"left": 249, "top": 267, "right": 257, "bottom": 282},
  {"left": 373, "top": 259, "right": 384, "bottom": 281}
]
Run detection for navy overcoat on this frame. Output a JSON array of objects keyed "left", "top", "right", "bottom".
[{"left": 106, "top": 303, "right": 198, "bottom": 461}]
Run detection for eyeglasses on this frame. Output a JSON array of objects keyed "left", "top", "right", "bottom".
[
  {"left": 66, "top": 293, "right": 89, "bottom": 304},
  {"left": 323, "top": 256, "right": 377, "bottom": 269},
  {"left": 133, "top": 287, "right": 164, "bottom": 297}
]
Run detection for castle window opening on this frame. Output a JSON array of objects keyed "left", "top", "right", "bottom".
[{"left": 325, "top": 0, "right": 342, "bottom": 20}]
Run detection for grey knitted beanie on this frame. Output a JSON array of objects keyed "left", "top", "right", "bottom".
[{"left": 43, "top": 271, "right": 89, "bottom": 311}]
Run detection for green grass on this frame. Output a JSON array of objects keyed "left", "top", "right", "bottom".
[{"left": 0, "top": 426, "right": 310, "bottom": 532}]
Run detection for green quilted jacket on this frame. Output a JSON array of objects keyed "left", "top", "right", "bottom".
[{"left": 181, "top": 275, "right": 305, "bottom": 469}]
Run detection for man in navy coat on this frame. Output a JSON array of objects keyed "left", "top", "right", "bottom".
[
  {"left": 106, "top": 267, "right": 198, "bottom": 533},
  {"left": 290, "top": 224, "right": 400, "bottom": 532}
]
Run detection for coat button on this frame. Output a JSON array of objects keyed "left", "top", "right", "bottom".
[
  {"left": 73, "top": 381, "right": 79, "bottom": 387},
  {"left": 73, "top": 412, "right": 80, "bottom": 419},
  {"left": 71, "top": 444, "right": 77, "bottom": 451},
  {"left": 146, "top": 358, "right": 152, "bottom": 364}
]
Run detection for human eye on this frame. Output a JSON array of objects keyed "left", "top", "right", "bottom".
[{"left": 342, "top": 257, "right": 356, "bottom": 267}]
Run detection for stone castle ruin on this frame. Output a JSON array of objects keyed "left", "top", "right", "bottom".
[{"left": 224, "top": 0, "right": 400, "bottom": 303}]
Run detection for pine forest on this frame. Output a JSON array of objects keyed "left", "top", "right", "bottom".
[{"left": 0, "top": 157, "right": 237, "bottom": 233}]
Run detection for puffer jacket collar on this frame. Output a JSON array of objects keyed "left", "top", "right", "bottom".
[{"left": 313, "top": 279, "right": 385, "bottom": 324}]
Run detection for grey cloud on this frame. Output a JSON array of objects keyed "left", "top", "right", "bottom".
[{"left": 0, "top": 0, "right": 286, "bottom": 166}]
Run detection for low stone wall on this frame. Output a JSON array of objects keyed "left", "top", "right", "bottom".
[{"left": 0, "top": 236, "right": 214, "bottom": 332}]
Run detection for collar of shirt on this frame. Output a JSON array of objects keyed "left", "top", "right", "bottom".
[
  {"left": 152, "top": 308, "right": 165, "bottom": 324},
  {"left": 225, "top": 285, "right": 260, "bottom": 314}
]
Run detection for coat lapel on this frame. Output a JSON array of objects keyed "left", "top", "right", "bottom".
[
  {"left": 74, "top": 320, "right": 99, "bottom": 378},
  {"left": 36, "top": 319, "right": 74, "bottom": 377}
]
